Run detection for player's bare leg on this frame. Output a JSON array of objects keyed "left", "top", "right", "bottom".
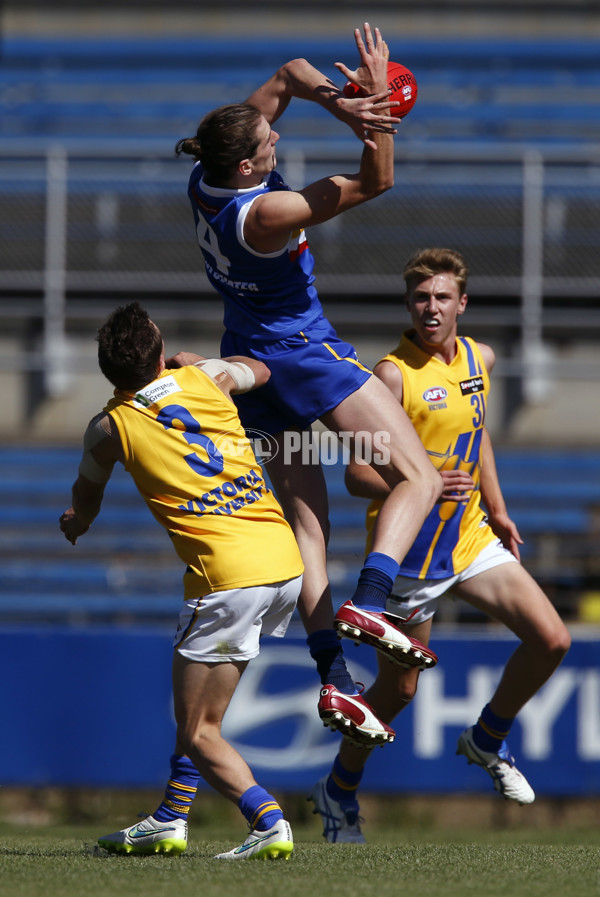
[
  {"left": 267, "top": 430, "right": 396, "bottom": 746},
  {"left": 309, "top": 619, "right": 430, "bottom": 843},
  {"left": 172, "top": 653, "right": 257, "bottom": 802},
  {"left": 323, "top": 376, "right": 442, "bottom": 564},
  {"left": 322, "top": 376, "right": 441, "bottom": 669},
  {"left": 454, "top": 563, "right": 571, "bottom": 717},
  {"left": 453, "top": 563, "right": 570, "bottom": 804},
  {"left": 266, "top": 440, "right": 333, "bottom": 634}
]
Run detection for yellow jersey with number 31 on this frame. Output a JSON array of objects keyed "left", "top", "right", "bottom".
[
  {"left": 105, "top": 365, "right": 303, "bottom": 598},
  {"left": 366, "top": 331, "right": 496, "bottom": 579}
]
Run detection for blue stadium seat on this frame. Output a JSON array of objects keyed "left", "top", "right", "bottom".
[
  {"left": 1, "top": 445, "right": 598, "bottom": 621},
  {"left": 2, "top": 37, "right": 599, "bottom": 146}
]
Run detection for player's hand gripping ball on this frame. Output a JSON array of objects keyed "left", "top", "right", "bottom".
[{"left": 343, "top": 61, "right": 418, "bottom": 119}]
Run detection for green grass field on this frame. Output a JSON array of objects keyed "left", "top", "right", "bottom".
[{"left": 2, "top": 813, "right": 599, "bottom": 897}]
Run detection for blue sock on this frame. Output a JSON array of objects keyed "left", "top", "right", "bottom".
[
  {"left": 351, "top": 552, "right": 399, "bottom": 612},
  {"left": 472, "top": 703, "right": 515, "bottom": 753},
  {"left": 153, "top": 754, "right": 200, "bottom": 822},
  {"left": 327, "top": 755, "right": 364, "bottom": 803},
  {"left": 239, "top": 785, "right": 284, "bottom": 831},
  {"left": 307, "top": 629, "right": 357, "bottom": 694}
]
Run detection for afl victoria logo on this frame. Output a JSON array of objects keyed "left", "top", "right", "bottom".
[{"left": 423, "top": 386, "right": 448, "bottom": 402}]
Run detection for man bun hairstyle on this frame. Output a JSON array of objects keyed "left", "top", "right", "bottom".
[{"left": 175, "top": 103, "right": 264, "bottom": 182}]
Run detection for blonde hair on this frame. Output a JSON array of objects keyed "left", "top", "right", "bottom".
[{"left": 403, "top": 248, "right": 469, "bottom": 295}]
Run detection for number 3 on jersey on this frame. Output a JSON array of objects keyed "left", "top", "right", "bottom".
[
  {"left": 158, "top": 404, "right": 224, "bottom": 478},
  {"left": 470, "top": 392, "right": 485, "bottom": 428},
  {"left": 196, "top": 222, "right": 231, "bottom": 275}
]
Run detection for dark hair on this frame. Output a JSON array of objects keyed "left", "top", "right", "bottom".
[
  {"left": 403, "top": 248, "right": 469, "bottom": 296},
  {"left": 97, "top": 302, "right": 163, "bottom": 391},
  {"left": 175, "top": 103, "right": 264, "bottom": 183}
]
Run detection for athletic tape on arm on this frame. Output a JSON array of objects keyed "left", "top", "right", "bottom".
[
  {"left": 195, "top": 358, "right": 256, "bottom": 393},
  {"left": 78, "top": 414, "right": 114, "bottom": 484}
]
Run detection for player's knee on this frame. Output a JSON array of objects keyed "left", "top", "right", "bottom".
[
  {"left": 405, "top": 679, "right": 420, "bottom": 704},
  {"left": 393, "top": 675, "right": 419, "bottom": 707},
  {"left": 177, "top": 721, "right": 219, "bottom": 758},
  {"left": 411, "top": 463, "right": 443, "bottom": 507},
  {"left": 547, "top": 623, "right": 571, "bottom": 663},
  {"left": 387, "top": 458, "right": 442, "bottom": 506},
  {"left": 428, "top": 467, "right": 444, "bottom": 504},
  {"left": 535, "top": 621, "right": 571, "bottom": 669}
]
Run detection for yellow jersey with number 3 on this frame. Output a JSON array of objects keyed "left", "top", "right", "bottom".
[
  {"left": 366, "top": 331, "right": 496, "bottom": 579},
  {"left": 105, "top": 365, "right": 303, "bottom": 598}
]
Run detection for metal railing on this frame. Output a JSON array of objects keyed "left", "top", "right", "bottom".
[{"left": 1, "top": 139, "right": 600, "bottom": 399}]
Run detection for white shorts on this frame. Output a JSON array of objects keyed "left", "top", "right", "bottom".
[
  {"left": 386, "top": 539, "right": 518, "bottom": 626},
  {"left": 173, "top": 574, "right": 302, "bottom": 662}
]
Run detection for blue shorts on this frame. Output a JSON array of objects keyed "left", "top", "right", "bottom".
[{"left": 220, "top": 314, "right": 372, "bottom": 435}]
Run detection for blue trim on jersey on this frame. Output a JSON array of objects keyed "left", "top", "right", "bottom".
[
  {"left": 398, "top": 426, "right": 484, "bottom": 578},
  {"left": 400, "top": 510, "right": 447, "bottom": 576},
  {"left": 459, "top": 336, "right": 482, "bottom": 376},
  {"left": 454, "top": 431, "right": 474, "bottom": 462},
  {"left": 468, "top": 427, "right": 483, "bottom": 464}
]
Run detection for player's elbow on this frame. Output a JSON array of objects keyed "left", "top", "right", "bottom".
[
  {"left": 253, "top": 360, "right": 271, "bottom": 388},
  {"left": 284, "top": 57, "right": 310, "bottom": 71},
  {"left": 344, "top": 465, "right": 363, "bottom": 497},
  {"left": 280, "top": 58, "right": 311, "bottom": 85},
  {"left": 374, "top": 176, "right": 394, "bottom": 197},
  {"left": 364, "top": 178, "right": 393, "bottom": 203}
]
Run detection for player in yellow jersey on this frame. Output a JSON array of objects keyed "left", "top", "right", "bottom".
[
  {"left": 310, "top": 248, "right": 571, "bottom": 842},
  {"left": 59, "top": 302, "right": 303, "bottom": 860}
]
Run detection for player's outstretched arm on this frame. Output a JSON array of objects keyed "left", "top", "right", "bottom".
[
  {"left": 59, "top": 414, "right": 119, "bottom": 545},
  {"left": 167, "top": 351, "right": 269, "bottom": 395},
  {"left": 245, "top": 23, "right": 398, "bottom": 148}
]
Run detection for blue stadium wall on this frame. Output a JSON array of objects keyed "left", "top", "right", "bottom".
[{"left": 3, "top": 626, "right": 599, "bottom": 796}]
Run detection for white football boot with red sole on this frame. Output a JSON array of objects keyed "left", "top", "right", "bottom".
[
  {"left": 334, "top": 601, "right": 438, "bottom": 670},
  {"left": 318, "top": 684, "right": 395, "bottom": 746}
]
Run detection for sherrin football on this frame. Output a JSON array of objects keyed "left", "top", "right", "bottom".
[{"left": 343, "top": 60, "right": 418, "bottom": 119}]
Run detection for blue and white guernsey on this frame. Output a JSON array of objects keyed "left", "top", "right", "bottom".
[{"left": 188, "top": 163, "right": 323, "bottom": 339}]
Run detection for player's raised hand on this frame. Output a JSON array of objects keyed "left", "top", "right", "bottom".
[
  {"left": 335, "top": 23, "right": 388, "bottom": 95},
  {"left": 333, "top": 24, "right": 399, "bottom": 147}
]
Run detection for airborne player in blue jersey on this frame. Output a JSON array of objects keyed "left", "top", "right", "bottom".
[{"left": 175, "top": 23, "right": 442, "bottom": 750}]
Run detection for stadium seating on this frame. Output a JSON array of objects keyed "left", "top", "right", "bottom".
[
  {"left": 2, "top": 36, "right": 600, "bottom": 146},
  {"left": 2, "top": 445, "right": 598, "bottom": 623}
]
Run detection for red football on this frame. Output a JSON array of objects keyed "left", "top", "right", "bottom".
[{"left": 343, "top": 60, "right": 418, "bottom": 119}]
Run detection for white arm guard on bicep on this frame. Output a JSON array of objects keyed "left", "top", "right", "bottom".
[
  {"left": 195, "top": 358, "right": 256, "bottom": 393},
  {"left": 78, "top": 414, "right": 114, "bottom": 484}
]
